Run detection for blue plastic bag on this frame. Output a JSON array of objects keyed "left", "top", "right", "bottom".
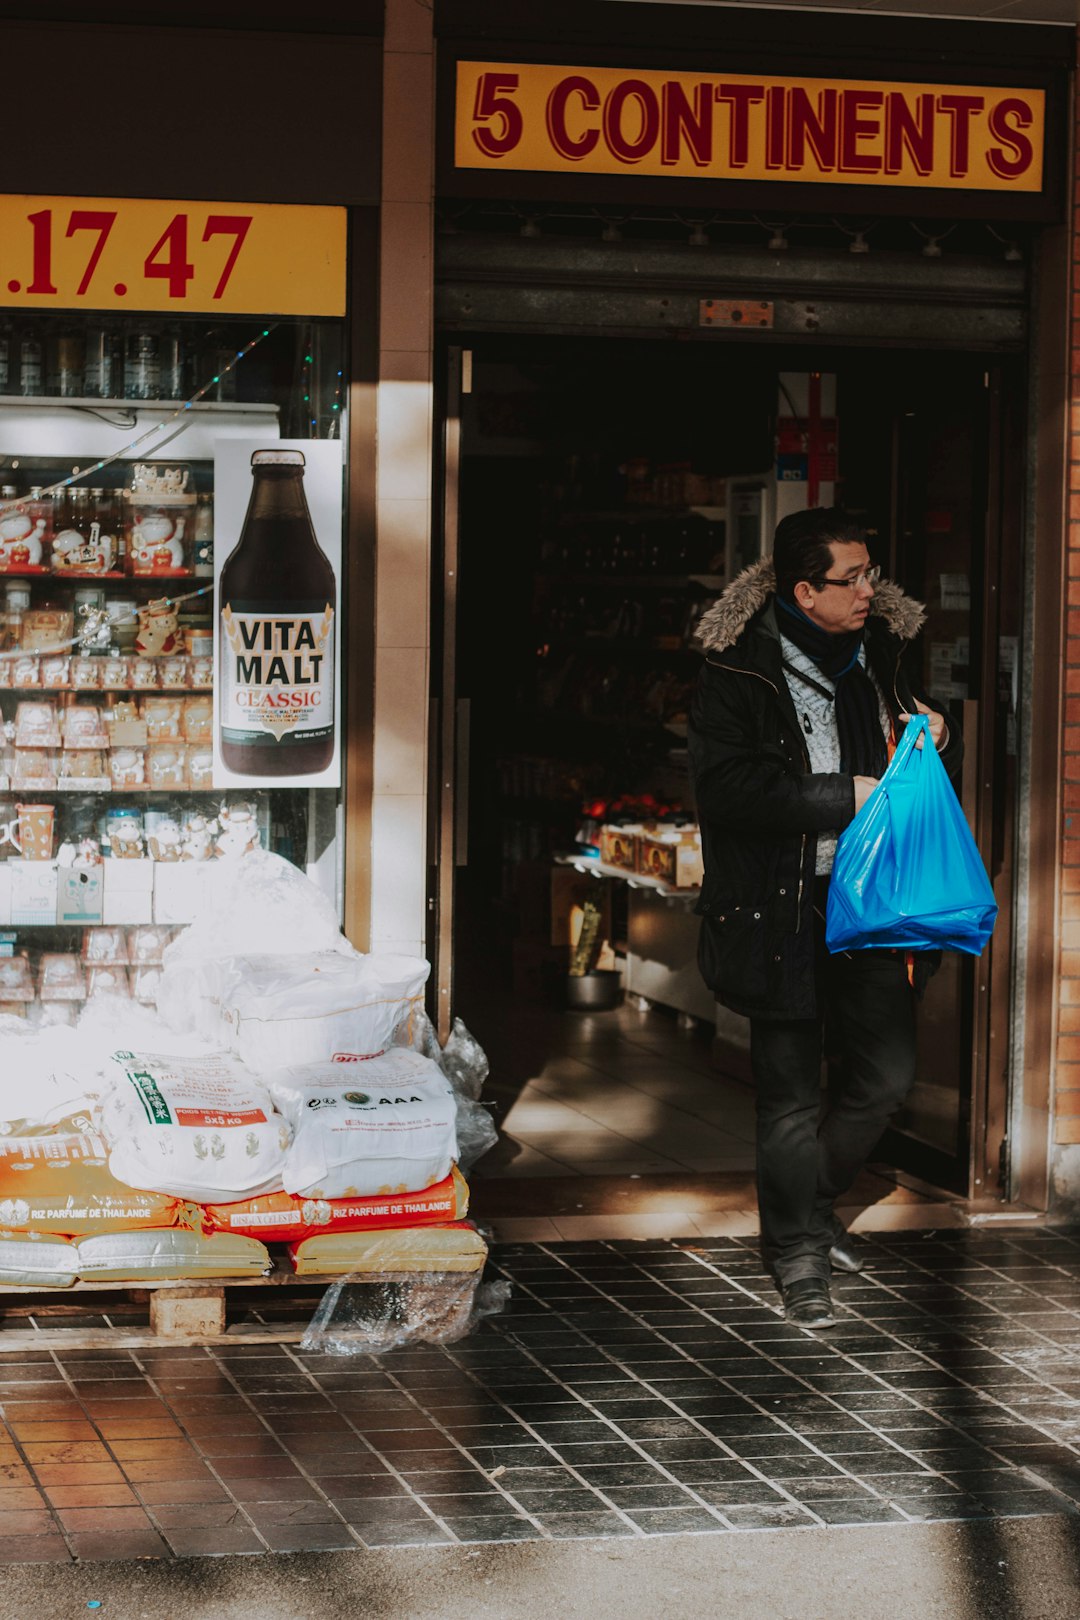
[{"left": 826, "top": 713, "right": 997, "bottom": 956}]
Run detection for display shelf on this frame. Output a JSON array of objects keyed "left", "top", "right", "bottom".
[
  {"left": 0, "top": 685, "right": 212, "bottom": 694},
  {"left": 4, "top": 787, "right": 215, "bottom": 797},
  {"left": 0, "top": 396, "right": 280, "bottom": 461},
  {"left": 0, "top": 396, "right": 278, "bottom": 412},
  {"left": 0, "top": 569, "right": 202, "bottom": 582},
  {"left": 555, "top": 850, "right": 700, "bottom": 901}
]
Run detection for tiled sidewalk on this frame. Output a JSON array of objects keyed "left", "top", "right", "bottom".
[{"left": 3, "top": 1229, "right": 1080, "bottom": 1564}]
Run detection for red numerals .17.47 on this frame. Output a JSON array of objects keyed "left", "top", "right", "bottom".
[{"left": 22, "top": 209, "right": 253, "bottom": 301}]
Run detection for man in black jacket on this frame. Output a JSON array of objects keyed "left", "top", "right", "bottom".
[{"left": 689, "top": 507, "right": 962, "bottom": 1329}]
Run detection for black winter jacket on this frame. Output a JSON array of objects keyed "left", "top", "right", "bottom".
[{"left": 688, "top": 559, "right": 963, "bottom": 1021}]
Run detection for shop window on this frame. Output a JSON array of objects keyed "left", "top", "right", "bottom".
[{"left": 0, "top": 309, "right": 346, "bottom": 1021}]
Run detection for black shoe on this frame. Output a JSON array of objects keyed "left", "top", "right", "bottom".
[
  {"left": 828, "top": 1232, "right": 866, "bottom": 1275},
  {"left": 782, "top": 1277, "right": 838, "bottom": 1329}
]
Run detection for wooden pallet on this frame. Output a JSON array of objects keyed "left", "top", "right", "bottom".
[{"left": 0, "top": 1261, "right": 485, "bottom": 1349}]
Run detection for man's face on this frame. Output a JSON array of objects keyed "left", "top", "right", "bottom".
[{"left": 796, "top": 540, "right": 875, "bottom": 635}]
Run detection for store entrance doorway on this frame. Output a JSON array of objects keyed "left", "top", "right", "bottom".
[{"left": 433, "top": 334, "right": 1019, "bottom": 1207}]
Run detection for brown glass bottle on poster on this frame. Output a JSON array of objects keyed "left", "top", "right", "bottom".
[{"left": 219, "top": 449, "right": 336, "bottom": 776}]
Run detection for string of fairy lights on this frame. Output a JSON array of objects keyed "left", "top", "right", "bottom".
[{"left": 298, "top": 328, "right": 343, "bottom": 437}]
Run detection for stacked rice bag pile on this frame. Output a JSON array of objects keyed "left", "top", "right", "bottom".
[
  {"left": 0, "top": 853, "right": 495, "bottom": 1292},
  {"left": 0, "top": 1019, "right": 189, "bottom": 1287}
]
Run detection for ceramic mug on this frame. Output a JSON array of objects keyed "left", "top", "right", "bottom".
[{"left": 13, "top": 803, "right": 55, "bottom": 861}]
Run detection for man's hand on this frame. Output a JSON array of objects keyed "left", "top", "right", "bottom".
[
  {"left": 853, "top": 775, "right": 879, "bottom": 812},
  {"left": 901, "top": 701, "right": 947, "bottom": 751}
]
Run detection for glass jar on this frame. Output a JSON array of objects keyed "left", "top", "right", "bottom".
[
  {"left": 124, "top": 326, "right": 161, "bottom": 401},
  {"left": 105, "top": 596, "right": 138, "bottom": 654},
  {"left": 159, "top": 325, "right": 185, "bottom": 400},
  {"left": 198, "top": 329, "right": 237, "bottom": 402},
  {"left": 3, "top": 581, "right": 30, "bottom": 647},
  {"left": 18, "top": 323, "right": 43, "bottom": 396},
  {"left": 28, "top": 485, "right": 56, "bottom": 551},
  {"left": 46, "top": 328, "right": 84, "bottom": 398},
  {"left": 83, "top": 322, "right": 115, "bottom": 399}
]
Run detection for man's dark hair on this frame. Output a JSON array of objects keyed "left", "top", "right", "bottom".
[{"left": 772, "top": 507, "right": 866, "bottom": 602}]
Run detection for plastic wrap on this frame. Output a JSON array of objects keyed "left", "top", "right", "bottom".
[
  {"left": 299, "top": 1275, "right": 509, "bottom": 1354},
  {"left": 299, "top": 1221, "right": 507, "bottom": 1353},
  {"left": 440, "top": 1018, "right": 491, "bottom": 1100},
  {"left": 395, "top": 1012, "right": 498, "bottom": 1172}
]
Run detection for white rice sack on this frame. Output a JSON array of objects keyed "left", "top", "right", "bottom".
[
  {"left": 270, "top": 1048, "right": 458, "bottom": 1199},
  {"left": 156, "top": 850, "right": 355, "bottom": 1037},
  {"left": 218, "top": 952, "right": 430, "bottom": 1069},
  {"left": 100, "top": 1048, "right": 291, "bottom": 1203}
]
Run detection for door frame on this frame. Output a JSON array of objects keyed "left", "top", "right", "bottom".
[
  {"left": 428, "top": 321, "right": 1051, "bottom": 1207},
  {"left": 430, "top": 345, "right": 467, "bottom": 1043},
  {"left": 876, "top": 356, "right": 1022, "bottom": 1199}
]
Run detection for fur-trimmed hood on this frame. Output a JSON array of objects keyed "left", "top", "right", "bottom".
[{"left": 696, "top": 556, "right": 926, "bottom": 654}]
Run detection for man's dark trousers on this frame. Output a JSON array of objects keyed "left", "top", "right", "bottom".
[{"left": 749, "top": 880, "right": 916, "bottom": 1286}]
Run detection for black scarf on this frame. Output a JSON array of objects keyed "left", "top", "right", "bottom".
[{"left": 775, "top": 596, "right": 887, "bottom": 779}]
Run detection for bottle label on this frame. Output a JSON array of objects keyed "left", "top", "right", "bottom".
[{"left": 220, "top": 598, "right": 334, "bottom": 749}]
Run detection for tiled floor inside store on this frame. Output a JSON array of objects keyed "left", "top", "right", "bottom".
[
  {"left": 5, "top": 1229, "right": 1080, "bottom": 1563},
  {"left": 472, "top": 1000, "right": 758, "bottom": 1181},
  {"left": 467, "top": 999, "right": 953, "bottom": 1240}
]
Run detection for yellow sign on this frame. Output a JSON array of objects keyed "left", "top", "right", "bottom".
[
  {"left": 0, "top": 196, "right": 347, "bottom": 316},
  {"left": 456, "top": 62, "right": 1045, "bottom": 193}
]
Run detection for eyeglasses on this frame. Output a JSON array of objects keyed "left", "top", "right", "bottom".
[{"left": 810, "top": 566, "right": 881, "bottom": 592}]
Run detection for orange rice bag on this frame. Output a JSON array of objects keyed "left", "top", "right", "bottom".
[
  {"left": 202, "top": 1165, "right": 468, "bottom": 1243},
  {"left": 0, "top": 1132, "right": 180, "bottom": 1235}
]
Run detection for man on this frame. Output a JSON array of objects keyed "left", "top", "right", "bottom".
[{"left": 689, "top": 507, "right": 961, "bottom": 1329}]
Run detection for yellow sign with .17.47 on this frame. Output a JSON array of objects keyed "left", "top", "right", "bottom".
[{"left": 0, "top": 195, "right": 347, "bottom": 317}]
